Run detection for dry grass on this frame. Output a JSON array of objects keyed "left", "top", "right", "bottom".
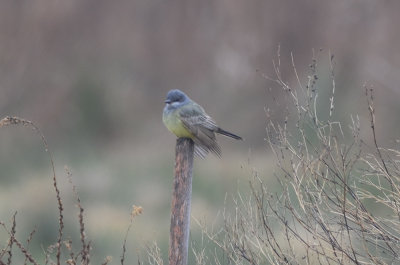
[
  {"left": 193, "top": 50, "right": 400, "bottom": 264},
  {"left": 0, "top": 116, "right": 58, "bottom": 265},
  {"left": 0, "top": 116, "right": 142, "bottom": 265}
]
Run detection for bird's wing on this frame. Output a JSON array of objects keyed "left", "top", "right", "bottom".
[{"left": 179, "top": 103, "right": 221, "bottom": 157}]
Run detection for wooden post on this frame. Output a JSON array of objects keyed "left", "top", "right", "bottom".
[{"left": 169, "top": 138, "right": 194, "bottom": 265}]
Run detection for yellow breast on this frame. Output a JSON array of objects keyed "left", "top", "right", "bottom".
[{"left": 163, "top": 109, "right": 193, "bottom": 138}]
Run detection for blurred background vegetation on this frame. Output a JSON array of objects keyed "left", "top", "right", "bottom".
[{"left": 1, "top": 0, "right": 400, "bottom": 264}]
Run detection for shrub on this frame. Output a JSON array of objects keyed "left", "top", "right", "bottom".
[{"left": 198, "top": 51, "right": 400, "bottom": 264}]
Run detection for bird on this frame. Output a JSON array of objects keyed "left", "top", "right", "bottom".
[{"left": 163, "top": 89, "right": 242, "bottom": 158}]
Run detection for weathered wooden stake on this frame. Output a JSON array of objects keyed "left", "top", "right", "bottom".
[{"left": 169, "top": 138, "right": 194, "bottom": 265}]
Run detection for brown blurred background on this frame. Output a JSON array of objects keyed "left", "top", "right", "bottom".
[{"left": 1, "top": 0, "right": 400, "bottom": 263}]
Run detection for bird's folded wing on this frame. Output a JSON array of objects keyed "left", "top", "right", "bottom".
[{"left": 179, "top": 105, "right": 221, "bottom": 157}]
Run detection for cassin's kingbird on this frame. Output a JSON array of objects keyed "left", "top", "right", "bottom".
[{"left": 163, "top": 89, "right": 242, "bottom": 157}]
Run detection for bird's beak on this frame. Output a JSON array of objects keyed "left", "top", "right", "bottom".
[{"left": 165, "top": 99, "right": 171, "bottom": 104}]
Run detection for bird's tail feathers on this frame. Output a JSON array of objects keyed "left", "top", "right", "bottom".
[{"left": 216, "top": 128, "right": 242, "bottom": 140}]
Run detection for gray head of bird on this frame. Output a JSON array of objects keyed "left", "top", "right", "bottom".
[{"left": 164, "top": 89, "right": 190, "bottom": 110}]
